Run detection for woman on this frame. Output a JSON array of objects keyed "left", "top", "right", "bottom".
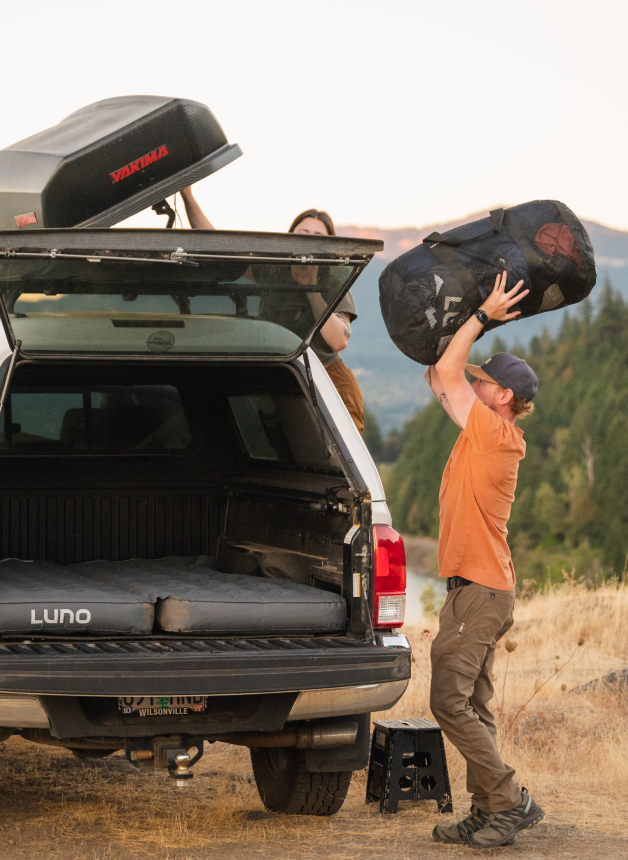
[{"left": 180, "top": 189, "right": 365, "bottom": 434}]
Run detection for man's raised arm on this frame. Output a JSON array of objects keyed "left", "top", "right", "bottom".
[
  {"left": 435, "top": 271, "right": 529, "bottom": 429},
  {"left": 424, "top": 365, "right": 462, "bottom": 427}
]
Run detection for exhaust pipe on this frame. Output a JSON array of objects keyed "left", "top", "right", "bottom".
[{"left": 221, "top": 721, "right": 358, "bottom": 750}]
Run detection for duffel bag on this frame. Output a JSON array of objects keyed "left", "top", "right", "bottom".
[{"left": 379, "top": 200, "right": 597, "bottom": 365}]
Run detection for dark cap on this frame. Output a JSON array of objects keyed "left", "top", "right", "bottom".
[{"left": 466, "top": 353, "right": 538, "bottom": 401}]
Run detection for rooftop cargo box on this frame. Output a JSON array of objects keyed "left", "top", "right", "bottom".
[{"left": 0, "top": 95, "right": 241, "bottom": 230}]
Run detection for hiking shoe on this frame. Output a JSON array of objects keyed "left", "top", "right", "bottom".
[
  {"left": 467, "top": 789, "right": 545, "bottom": 849},
  {"left": 432, "top": 805, "right": 491, "bottom": 844}
]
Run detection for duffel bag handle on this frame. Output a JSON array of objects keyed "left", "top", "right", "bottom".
[{"left": 423, "top": 208, "right": 505, "bottom": 247}]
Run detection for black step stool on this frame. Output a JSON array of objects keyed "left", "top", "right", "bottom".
[{"left": 366, "top": 718, "right": 452, "bottom": 814}]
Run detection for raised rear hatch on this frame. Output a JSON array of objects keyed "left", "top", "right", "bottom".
[{"left": 0, "top": 229, "right": 382, "bottom": 359}]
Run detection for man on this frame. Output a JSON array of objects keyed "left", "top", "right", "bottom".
[{"left": 425, "top": 270, "right": 544, "bottom": 849}]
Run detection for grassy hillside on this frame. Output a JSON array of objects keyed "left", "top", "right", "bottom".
[{"left": 385, "top": 281, "right": 628, "bottom": 584}]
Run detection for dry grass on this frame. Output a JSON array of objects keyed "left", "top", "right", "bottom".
[
  {"left": 385, "top": 581, "right": 628, "bottom": 838},
  {"left": 0, "top": 583, "right": 626, "bottom": 858}
]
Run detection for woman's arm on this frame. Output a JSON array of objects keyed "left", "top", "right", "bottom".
[
  {"left": 306, "top": 293, "right": 352, "bottom": 351},
  {"left": 180, "top": 186, "right": 215, "bottom": 230},
  {"left": 290, "top": 267, "right": 353, "bottom": 352},
  {"left": 320, "top": 310, "right": 352, "bottom": 352}
]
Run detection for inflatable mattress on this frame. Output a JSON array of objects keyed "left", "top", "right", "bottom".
[{"left": 0, "top": 556, "right": 347, "bottom": 636}]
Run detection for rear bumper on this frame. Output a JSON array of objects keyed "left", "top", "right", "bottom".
[
  {"left": 0, "top": 636, "right": 411, "bottom": 697},
  {"left": 0, "top": 679, "right": 409, "bottom": 732},
  {"left": 288, "top": 679, "right": 408, "bottom": 720}
]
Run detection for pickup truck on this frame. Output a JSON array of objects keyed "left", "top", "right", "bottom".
[
  {"left": 0, "top": 94, "right": 410, "bottom": 815},
  {"left": 0, "top": 225, "right": 411, "bottom": 815}
]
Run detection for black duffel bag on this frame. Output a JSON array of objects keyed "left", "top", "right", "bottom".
[{"left": 379, "top": 200, "right": 597, "bottom": 365}]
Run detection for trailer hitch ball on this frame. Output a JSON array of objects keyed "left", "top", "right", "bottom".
[{"left": 168, "top": 750, "right": 194, "bottom": 787}]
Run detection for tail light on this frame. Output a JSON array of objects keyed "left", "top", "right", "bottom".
[{"left": 372, "top": 525, "right": 406, "bottom": 628}]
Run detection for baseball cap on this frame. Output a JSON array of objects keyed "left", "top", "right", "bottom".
[{"left": 466, "top": 353, "right": 538, "bottom": 401}]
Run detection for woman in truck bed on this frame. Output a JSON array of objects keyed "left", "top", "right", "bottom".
[{"left": 180, "top": 188, "right": 365, "bottom": 433}]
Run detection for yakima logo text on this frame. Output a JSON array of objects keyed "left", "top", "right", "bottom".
[{"left": 110, "top": 145, "right": 169, "bottom": 184}]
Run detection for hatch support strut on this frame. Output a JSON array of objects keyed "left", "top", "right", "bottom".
[{"left": 0, "top": 340, "right": 21, "bottom": 417}]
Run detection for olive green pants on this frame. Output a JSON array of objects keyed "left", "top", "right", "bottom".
[{"left": 430, "top": 581, "right": 521, "bottom": 813}]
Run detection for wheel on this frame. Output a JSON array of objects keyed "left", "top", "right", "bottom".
[
  {"left": 68, "top": 748, "right": 120, "bottom": 759},
  {"left": 250, "top": 746, "right": 351, "bottom": 815}
]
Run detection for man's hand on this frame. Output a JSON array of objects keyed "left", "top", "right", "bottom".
[
  {"left": 434, "top": 270, "right": 527, "bottom": 428},
  {"left": 480, "top": 271, "right": 529, "bottom": 321}
]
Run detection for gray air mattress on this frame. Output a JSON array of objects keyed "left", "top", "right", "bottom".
[
  {"left": 155, "top": 571, "right": 347, "bottom": 634},
  {"left": 0, "top": 556, "right": 346, "bottom": 636}
]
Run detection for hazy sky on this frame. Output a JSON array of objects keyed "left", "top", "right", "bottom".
[{"left": 3, "top": 0, "right": 627, "bottom": 232}]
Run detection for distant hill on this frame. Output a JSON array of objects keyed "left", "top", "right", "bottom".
[{"left": 338, "top": 212, "right": 628, "bottom": 432}]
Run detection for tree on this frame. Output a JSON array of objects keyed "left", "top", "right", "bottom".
[
  {"left": 385, "top": 283, "right": 628, "bottom": 581},
  {"left": 362, "top": 408, "right": 383, "bottom": 460}
]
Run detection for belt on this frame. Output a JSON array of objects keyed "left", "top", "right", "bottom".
[{"left": 446, "top": 576, "right": 473, "bottom": 591}]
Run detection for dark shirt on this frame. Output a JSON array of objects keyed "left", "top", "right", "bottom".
[{"left": 255, "top": 266, "right": 357, "bottom": 367}]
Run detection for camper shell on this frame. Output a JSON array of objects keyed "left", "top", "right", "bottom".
[{"left": 0, "top": 225, "right": 410, "bottom": 816}]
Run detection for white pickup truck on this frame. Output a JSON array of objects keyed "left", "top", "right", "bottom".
[{"left": 0, "top": 224, "right": 410, "bottom": 815}]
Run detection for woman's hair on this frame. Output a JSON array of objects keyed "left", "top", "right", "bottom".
[
  {"left": 288, "top": 209, "right": 336, "bottom": 236},
  {"left": 511, "top": 393, "right": 535, "bottom": 419}
]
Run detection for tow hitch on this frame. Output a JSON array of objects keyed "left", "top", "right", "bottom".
[
  {"left": 169, "top": 750, "right": 194, "bottom": 787},
  {"left": 123, "top": 722, "right": 358, "bottom": 787},
  {"left": 125, "top": 735, "right": 204, "bottom": 787}
]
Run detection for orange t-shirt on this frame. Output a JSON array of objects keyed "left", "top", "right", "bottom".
[{"left": 438, "top": 398, "right": 525, "bottom": 590}]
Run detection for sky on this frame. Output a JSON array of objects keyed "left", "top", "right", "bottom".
[{"left": 2, "top": 0, "right": 628, "bottom": 233}]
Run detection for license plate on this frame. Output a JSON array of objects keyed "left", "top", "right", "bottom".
[{"left": 118, "top": 696, "right": 207, "bottom": 716}]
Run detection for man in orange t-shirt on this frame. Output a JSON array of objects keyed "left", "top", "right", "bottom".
[{"left": 425, "top": 271, "right": 544, "bottom": 849}]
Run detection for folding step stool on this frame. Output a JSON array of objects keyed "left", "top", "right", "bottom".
[{"left": 366, "top": 718, "right": 452, "bottom": 814}]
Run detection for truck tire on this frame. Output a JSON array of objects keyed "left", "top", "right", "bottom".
[{"left": 250, "top": 747, "right": 351, "bottom": 815}]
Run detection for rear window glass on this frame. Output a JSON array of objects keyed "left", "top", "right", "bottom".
[
  {"left": 0, "top": 256, "right": 358, "bottom": 357},
  {"left": 0, "top": 385, "right": 192, "bottom": 454}
]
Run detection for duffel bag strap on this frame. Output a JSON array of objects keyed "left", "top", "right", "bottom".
[
  {"left": 502, "top": 211, "right": 545, "bottom": 313},
  {"left": 427, "top": 241, "right": 482, "bottom": 307},
  {"left": 423, "top": 208, "right": 504, "bottom": 247},
  {"left": 502, "top": 211, "right": 543, "bottom": 279},
  {"left": 421, "top": 211, "right": 506, "bottom": 307}
]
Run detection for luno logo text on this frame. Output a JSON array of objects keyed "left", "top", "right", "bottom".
[
  {"left": 110, "top": 145, "right": 169, "bottom": 184},
  {"left": 30, "top": 609, "right": 92, "bottom": 625}
]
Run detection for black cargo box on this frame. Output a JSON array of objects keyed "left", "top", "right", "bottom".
[{"left": 0, "top": 95, "right": 242, "bottom": 230}]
